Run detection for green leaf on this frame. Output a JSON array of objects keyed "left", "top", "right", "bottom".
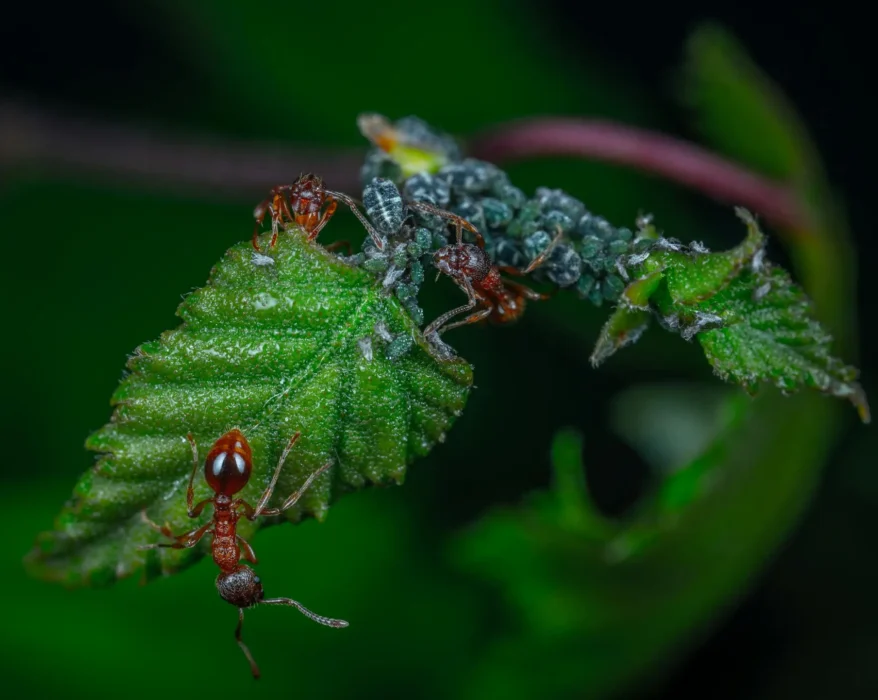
[
  {"left": 691, "top": 268, "right": 869, "bottom": 420},
  {"left": 591, "top": 210, "right": 869, "bottom": 421},
  {"left": 26, "top": 233, "right": 472, "bottom": 587}
]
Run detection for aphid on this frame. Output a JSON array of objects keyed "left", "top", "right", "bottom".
[
  {"left": 139, "top": 429, "right": 347, "bottom": 679},
  {"left": 357, "top": 113, "right": 458, "bottom": 180},
  {"left": 424, "top": 220, "right": 552, "bottom": 337},
  {"left": 363, "top": 177, "right": 478, "bottom": 243},
  {"left": 253, "top": 173, "right": 384, "bottom": 251}
]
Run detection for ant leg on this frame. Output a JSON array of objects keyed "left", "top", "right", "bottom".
[
  {"left": 276, "top": 461, "right": 333, "bottom": 512},
  {"left": 138, "top": 518, "right": 212, "bottom": 550},
  {"left": 435, "top": 306, "right": 493, "bottom": 334},
  {"left": 423, "top": 300, "right": 478, "bottom": 337},
  {"left": 253, "top": 460, "right": 333, "bottom": 517},
  {"left": 261, "top": 597, "right": 349, "bottom": 629},
  {"left": 184, "top": 434, "right": 213, "bottom": 518},
  {"left": 503, "top": 278, "right": 553, "bottom": 301},
  {"left": 248, "top": 432, "right": 302, "bottom": 518},
  {"left": 252, "top": 199, "right": 271, "bottom": 251},
  {"left": 424, "top": 276, "right": 479, "bottom": 336},
  {"left": 237, "top": 536, "right": 258, "bottom": 565},
  {"left": 408, "top": 201, "right": 484, "bottom": 248},
  {"left": 140, "top": 511, "right": 175, "bottom": 539},
  {"left": 236, "top": 608, "right": 261, "bottom": 679},
  {"left": 326, "top": 189, "right": 385, "bottom": 251},
  {"left": 324, "top": 240, "right": 353, "bottom": 256},
  {"left": 184, "top": 433, "right": 200, "bottom": 514},
  {"left": 306, "top": 199, "right": 338, "bottom": 242},
  {"left": 523, "top": 227, "right": 564, "bottom": 274}
]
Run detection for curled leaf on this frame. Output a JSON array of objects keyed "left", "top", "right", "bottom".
[
  {"left": 590, "top": 210, "right": 868, "bottom": 421},
  {"left": 27, "top": 233, "right": 472, "bottom": 587}
]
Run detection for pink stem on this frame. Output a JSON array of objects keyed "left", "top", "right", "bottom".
[
  {"left": 0, "top": 100, "right": 363, "bottom": 200},
  {"left": 468, "top": 118, "right": 810, "bottom": 231}
]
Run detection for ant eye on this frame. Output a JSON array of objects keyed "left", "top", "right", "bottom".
[{"left": 254, "top": 576, "right": 261, "bottom": 584}]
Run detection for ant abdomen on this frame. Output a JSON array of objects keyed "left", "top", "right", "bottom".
[{"left": 217, "top": 565, "right": 264, "bottom": 608}]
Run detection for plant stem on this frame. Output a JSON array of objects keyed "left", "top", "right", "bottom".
[{"left": 468, "top": 118, "right": 809, "bottom": 231}]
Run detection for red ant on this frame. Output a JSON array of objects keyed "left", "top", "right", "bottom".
[
  {"left": 424, "top": 224, "right": 557, "bottom": 337},
  {"left": 253, "top": 173, "right": 385, "bottom": 252},
  {"left": 139, "top": 429, "right": 346, "bottom": 679}
]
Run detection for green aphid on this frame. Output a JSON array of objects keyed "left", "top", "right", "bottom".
[
  {"left": 410, "top": 259, "right": 425, "bottom": 286},
  {"left": 386, "top": 333, "right": 415, "bottom": 361},
  {"left": 403, "top": 298, "right": 425, "bottom": 326},
  {"left": 544, "top": 210, "right": 575, "bottom": 234},
  {"left": 608, "top": 239, "right": 631, "bottom": 256},
  {"left": 579, "top": 236, "right": 603, "bottom": 259},
  {"left": 481, "top": 197, "right": 514, "bottom": 229},
  {"left": 396, "top": 283, "right": 417, "bottom": 301},
  {"left": 415, "top": 227, "right": 433, "bottom": 252},
  {"left": 494, "top": 182, "right": 526, "bottom": 209},
  {"left": 363, "top": 256, "right": 389, "bottom": 273},
  {"left": 577, "top": 273, "right": 596, "bottom": 298},
  {"left": 602, "top": 274, "right": 625, "bottom": 301}
]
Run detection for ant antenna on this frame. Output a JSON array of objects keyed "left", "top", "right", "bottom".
[{"left": 261, "top": 598, "right": 349, "bottom": 628}]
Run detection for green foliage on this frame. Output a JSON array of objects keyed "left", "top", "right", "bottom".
[
  {"left": 592, "top": 210, "right": 869, "bottom": 421},
  {"left": 683, "top": 23, "right": 855, "bottom": 341},
  {"left": 454, "top": 390, "right": 838, "bottom": 698},
  {"left": 26, "top": 233, "right": 471, "bottom": 587}
]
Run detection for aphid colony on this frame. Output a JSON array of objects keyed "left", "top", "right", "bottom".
[{"left": 250, "top": 114, "right": 677, "bottom": 347}]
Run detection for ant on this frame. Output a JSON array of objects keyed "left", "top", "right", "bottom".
[
  {"left": 253, "top": 173, "right": 385, "bottom": 252},
  {"left": 424, "top": 224, "right": 557, "bottom": 337},
  {"left": 139, "top": 428, "right": 346, "bottom": 679}
]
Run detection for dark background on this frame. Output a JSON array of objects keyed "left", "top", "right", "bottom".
[{"left": 1, "top": 2, "right": 875, "bottom": 698}]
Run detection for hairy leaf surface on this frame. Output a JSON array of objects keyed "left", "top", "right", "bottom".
[{"left": 27, "top": 233, "right": 472, "bottom": 586}]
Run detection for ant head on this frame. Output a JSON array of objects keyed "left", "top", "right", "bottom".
[
  {"left": 295, "top": 173, "right": 323, "bottom": 189},
  {"left": 216, "top": 566, "right": 264, "bottom": 608},
  {"left": 433, "top": 243, "right": 489, "bottom": 281},
  {"left": 205, "top": 429, "right": 253, "bottom": 496}
]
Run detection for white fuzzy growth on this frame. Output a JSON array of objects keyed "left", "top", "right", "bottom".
[
  {"left": 357, "top": 336, "right": 374, "bottom": 362},
  {"left": 251, "top": 252, "right": 275, "bottom": 267}
]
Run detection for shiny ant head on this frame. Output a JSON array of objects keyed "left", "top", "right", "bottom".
[
  {"left": 216, "top": 565, "right": 264, "bottom": 608},
  {"left": 204, "top": 429, "right": 253, "bottom": 496},
  {"left": 433, "top": 243, "right": 491, "bottom": 283}
]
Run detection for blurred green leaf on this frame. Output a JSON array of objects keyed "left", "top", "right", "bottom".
[
  {"left": 26, "top": 233, "right": 471, "bottom": 587},
  {"left": 455, "top": 388, "right": 837, "bottom": 699}
]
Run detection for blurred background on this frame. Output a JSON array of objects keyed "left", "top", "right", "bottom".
[{"left": 2, "top": 1, "right": 875, "bottom": 698}]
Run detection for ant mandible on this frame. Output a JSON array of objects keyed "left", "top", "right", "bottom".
[
  {"left": 253, "top": 173, "right": 385, "bottom": 252},
  {"left": 139, "top": 428, "right": 346, "bottom": 679},
  {"left": 424, "top": 223, "right": 557, "bottom": 337}
]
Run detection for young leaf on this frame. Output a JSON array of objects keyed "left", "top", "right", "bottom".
[
  {"left": 591, "top": 211, "right": 869, "bottom": 421},
  {"left": 26, "top": 233, "right": 472, "bottom": 587}
]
